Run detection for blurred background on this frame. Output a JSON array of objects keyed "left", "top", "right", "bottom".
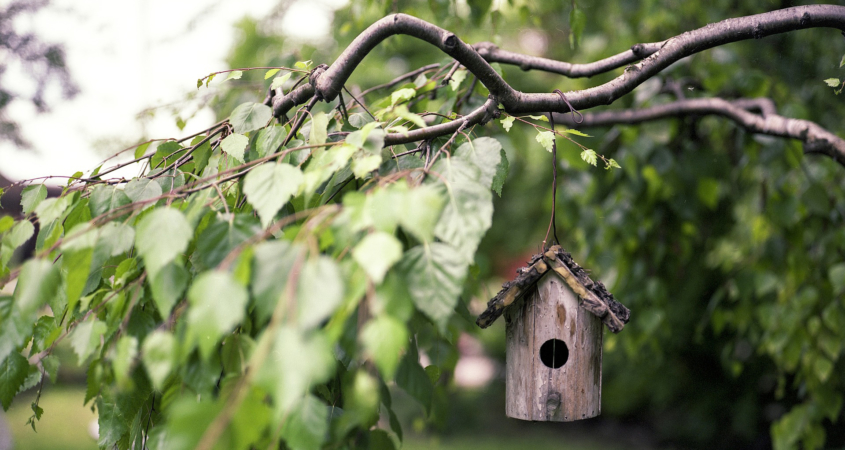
[{"left": 2, "top": 0, "right": 844, "bottom": 449}]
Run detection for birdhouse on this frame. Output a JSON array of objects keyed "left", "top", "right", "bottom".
[{"left": 476, "top": 245, "right": 630, "bottom": 422}]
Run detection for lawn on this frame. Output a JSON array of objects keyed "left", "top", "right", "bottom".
[
  {"left": 3, "top": 387, "right": 634, "bottom": 450},
  {"left": 4, "top": 388, "right": 98, "bottom": 450}
]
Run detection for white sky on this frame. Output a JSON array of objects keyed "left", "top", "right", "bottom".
[{"left": 0, "top": 0, "right": 344, "bottom": 182}]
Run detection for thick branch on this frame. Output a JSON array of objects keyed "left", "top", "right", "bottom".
[
  {"left": 312, "top": 14, "right": 517, "bottom": 104},
  {"left": 514, "top": 5, "right": 845, "bottom": 113},
  {"left": 384, "top": 97, "right": 499, "bottom": 146},
  {"left": 473, "top": 41, "right": 664, "bottom": 78},
  {"left": 267, "top": 5, "right": 845, "bottom": 154},
  {"left": 554, "top": 97, "right": 845, "bottom": 167}
]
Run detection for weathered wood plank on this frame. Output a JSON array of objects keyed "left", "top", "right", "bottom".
[{"left": 505, "top": 275, "right": 602, "bottom": 422}]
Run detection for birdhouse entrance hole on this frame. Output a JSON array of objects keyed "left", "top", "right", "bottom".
[{"left": 539, "top": 339, "right": 568, "bottom": 369}]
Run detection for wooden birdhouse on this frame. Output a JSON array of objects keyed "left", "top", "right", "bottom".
[{"left": 476, "top": 245, "right": 630, "bottom": 422}]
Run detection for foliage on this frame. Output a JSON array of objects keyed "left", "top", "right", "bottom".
[{"left": 2, "top": 1, "right": 845, "bottom": 449}]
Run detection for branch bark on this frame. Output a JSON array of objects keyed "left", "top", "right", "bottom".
[
  {"left": 264, "top": 5, "right": 845, "bottom": 164},
  {"left": 473, "top": 41, "right": 664, "bottom": 78},
  {"left": 553, "top": 97, "right": 845, "bottom": 167}
]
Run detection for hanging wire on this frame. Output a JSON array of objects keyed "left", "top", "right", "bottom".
[{"left": 542, "top": 90, "right": 582, "bottom": 249}]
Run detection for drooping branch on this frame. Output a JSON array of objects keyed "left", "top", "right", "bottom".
[{"left": 552, "top": 97, "right": 845, "bottom": 167}]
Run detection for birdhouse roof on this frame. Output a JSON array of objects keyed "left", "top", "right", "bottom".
[{"left": 476, "top": 245, "right": 631, "bottom": 333}]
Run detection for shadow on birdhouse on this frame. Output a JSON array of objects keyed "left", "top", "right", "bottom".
[{"left": 476, "top": 245, "right": 630, "bottom": 422}]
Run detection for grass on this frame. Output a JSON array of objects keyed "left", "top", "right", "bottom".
[
  {"left": 4, "top": 387, "right": 98, "bottom": 450},
  {"left": 402, "top": 433, "right": 630, "bottom": 450},
  {"left": 2, "top": 387, "right": 631, "bottom": 450}
]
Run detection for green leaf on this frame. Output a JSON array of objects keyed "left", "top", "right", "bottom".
[
  {"left": 244, "top": 163, "right": 304, "bottom": 228},
  {"left": 535, "top": 131, "right": 555, "bottom": 152},
  {"left": 400, "top": 244, "right": 466, "bottom": 329},
  {"left": 431, "top": 159, "right": 493, "bottom": 262},
  {"left": 569, "top": 4, "right": 587, "bottom": 49},
  {"left": 270, "top": 72, "right": 292, "bottom": 91},
  {"left": 563, "top": 128, "right": 591, "bottom": 137},
  {"left": 424, "top": 365, "right": 441, "bottom": 384},
  {"left": 348, "top": 113, "right": 372, "bottom": 129},
  {"left": 13, "top": 258, "right": 60, "bottom": 318},
  {"left": 829, "top": 263, "right": 845, "bottom": 295},
  {"left": 257, "top": 125, "right": 286, "bottom": 157},
  {"left": 230, "top": 102, "right": 273, "bottom": 134},
  {"left": 449, "top": 69, "right": 467, "bottom": 91},
  {"left": 0, "top": 301, "right": 30, "bottom": 364},
  {"left": 256, "top": 326, "right": 334, "bottom": 414},
  {"left": 226, "top": 70, "right": 243, "bottom": 80},
  {"left": 264, "top": 68, "right": 280, "bottom": 79},
  {"left": 605, "top": 158, "right": 621, "bottom": 170},
  {"left": 353, "top": 232, "right": 403, "bottom": 283},
  {"left": 294, "top": 60, "right": 312, "bottom": 69},
  {"left": 20, "top": 185, "right": 48, "bottom": 216},
  {"left": 150, "top": 262, "right": 189, "bottom": 315},
  {"left": 0, "top": 216, "right": 12, "bottom": 234},
  {"left": 580, "top": 149, "right": 598, "bottom": 166},
  {"left": 401, "top": 184, "right": 445, "bottom": 243},
  {"left": 190, "top": 136, "right": 212, "bottom": 174},
  {"left": 697, "top": 177, "right": 721, "bottom": 210},
  {"left": 302, "top": 144, "right": 356, "bottom": 195},
  {"left": 99, "top": 222, "right": 135, "bottom": 257},
  {"left": 134, "top": 207, "right": 193, "bottom": 278},
  {"left": 395, "top": 352, "right": 433, "bottom": 413},
  {"left": 352, "top": 154, "right": 382, "bottom": 179},
  {"left": 823, "top": 78, "right": 841, "bottom": 87},
  {"left": 141, "top": 330, "right": 176, "bottom": 389},
  {"left": 361, "top": 315, "right": 407, "bottom": 379},
  {"left": 89, "top": 185, "right": 130, "bottom": 217},
  {"left": 500, "top": 116, "right": 514, "bottom": 132},
  {"left": 112, "top": 336, "right": 138, "bottom": 389},
  {"left": 221, "top": 133, "right": 249, "bottom": 162},
  {"left": 70, "top": 319, "right": 107, "bottom": 365},
  {"left": 0, "top": 352, "right": 28, "bottom": 410},
  {"left": 492, "top": 148, "right": 509, "bottom": 196},
  {"left": 251, "top": 241, "right": 303, "bottom": 323},
  {"left": 193, "top": 214, "right": 259, "bottom": 271},
  {"left": 134, "top": 141, "right": 151, "bottom": 160},
  {"left": 187, "top": 271, "right": 248, "bottom": 359},
  {"left": 151, "top": 142, "right": 184, "bottom": 169},
  {"left": 142, "top": 331, "right": 175, "bottom": 389},
  {"left": 453, "top": 137, "right": 504, "bottom": 189},
  {"left": 527, "top": 115, "right": 549, "bottom": 122},
  {"left": 62, "top": 247, "right": 93, "bottom": 313},
  {"left": 391, "top": 88, "right": 416, "bottom": 106},
  {"left": 124, "top": 178, "right": 162, "bottom": 204},
  {"left": 34, "top": 196, "right": 71, "bottom": 225},
  {"left": 297, "top": 256, "right": 344, "bottom": 330},
  {"left": 1, "top": 220, "right": 34, "bottom": 268},
  {"left": 840, "top": 54, "right": 845, "bottom": 68},
  {"left": 309, "top": 112, "right": 329, "bottom": 146},
  {"left": 280, "top": 395, "right": 330, "bottom": 450}
]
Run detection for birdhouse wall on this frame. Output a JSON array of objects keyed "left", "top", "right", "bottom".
[{"left": 505, "top": 274, "right": 603, "bottom": 422}]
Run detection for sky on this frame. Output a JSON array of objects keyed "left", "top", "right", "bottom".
[{"left": 1, "top": 0, "right": 345, "bottom": 182}]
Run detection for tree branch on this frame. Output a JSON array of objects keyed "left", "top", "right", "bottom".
[
  {"left": 553, "top": 97, "right": 845, "bottom": 167},
  {"left": 266, "top": 5, "right": 845, "bottom": 157},
  {"left": 473, "top": 41, "right": 664, "bottom": 78}
]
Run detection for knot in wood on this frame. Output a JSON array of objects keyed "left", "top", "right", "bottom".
[{"left": 443, "top": 34, "right": 458, "bottom": 51}]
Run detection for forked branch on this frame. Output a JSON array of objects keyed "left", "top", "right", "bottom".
[
  {"left": 553, "top": 97, "right": 845, "bottom": 167},
  {"left": 263, "top": 5, "right": 845, "bottom": 165}
]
